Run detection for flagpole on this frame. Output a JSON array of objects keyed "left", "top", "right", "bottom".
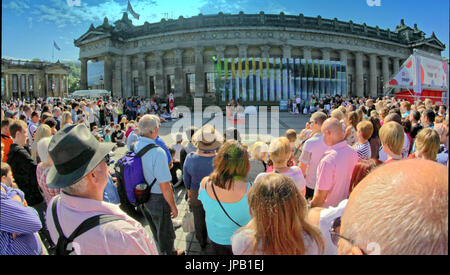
[{"left": 52, "top": 43, "right": 54, "bottom": 63}]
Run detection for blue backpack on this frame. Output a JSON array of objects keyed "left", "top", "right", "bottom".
[{"left": 114, "top": 144, "right": 159, "bottom": 219}]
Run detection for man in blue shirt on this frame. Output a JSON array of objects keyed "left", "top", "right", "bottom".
[
  {"left": 134, "top": 114, "right": 183, "bottom": 255},
  {"left": 1, "top": 163, "right": 44, "bottom": 255}
]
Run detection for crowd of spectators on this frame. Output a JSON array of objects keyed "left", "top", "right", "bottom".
[{"left": 0, "top": 93, "right": 448, "bottom": 255}]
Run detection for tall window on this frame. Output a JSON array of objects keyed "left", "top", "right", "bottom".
[
  {"left": 348, "top": 74, "right": 353, "bottom": 97},
  {"left": 12, "top": 74, "right": 18, "bottom": 97},
  {"left": 205, "top": 72, "right": 216, "bottom": 94},
  {"left": 20, "top": 75, "right": 26, "bottom": 95},
  {"left": 133, "top": 77, "right": 138, "bottom": 96},
  {"left": 61, "top": 76, "right": 66, "bottom": 94},
  {"left": 48, "top": 75, "right": 53, "bottom": 94},
  {"left": 149, "top": 76, "right": 155, "bottom": 96},
  {"left": 55, "top": 76, "right": 60, "bottom": 93},
  {"left": 167, "top": 75, "right": 175, "bottom": 93},
  {"left": 28, "top": 75, "right": 34, "bottom": 98},
  {"left": 186, "top": 73, "right": 195, "bottom": 94}
]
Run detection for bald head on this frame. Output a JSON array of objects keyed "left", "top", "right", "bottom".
[
  {"left": 322, "top": 118, "right": 345, "bottom": 146},
  {"left": 340, "top": 159, "right": 448, "bottom": 255}
]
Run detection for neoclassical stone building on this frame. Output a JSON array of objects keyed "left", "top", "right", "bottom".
[
  {"left": 1, "top": 59, "right": 69, "bottom": 100},
  {"left": 74, "top": 12, "right": 445, "bottom": 104}
]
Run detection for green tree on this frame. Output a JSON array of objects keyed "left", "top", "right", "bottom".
[{"left": 64, "top": 61, "right": 81, "bottom": 93}]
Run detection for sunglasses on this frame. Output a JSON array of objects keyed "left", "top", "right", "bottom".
[
  {"left": 104, "top": 154, "right": 111, "bottom": 165},
  {"left": 329, "top": 217, "right": 367, "bottom": 255}
]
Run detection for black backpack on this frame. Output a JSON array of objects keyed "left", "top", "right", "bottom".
[{"left": 50, "top": 198, "right": 123, "bottom": 255}]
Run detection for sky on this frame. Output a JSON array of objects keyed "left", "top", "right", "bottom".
[{"left": 2, "top": 0, "right": 449, "bottom": 62}]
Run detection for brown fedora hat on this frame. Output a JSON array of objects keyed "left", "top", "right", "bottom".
[{"left": 46, "top": 124, "right": 114, "bottom": 189}]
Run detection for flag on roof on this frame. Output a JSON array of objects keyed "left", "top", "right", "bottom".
[
  {"left": 54, "top": 41, "right": 61, "bottom": 51},
  {"left": 127, "top": 0, "right": 140, "bottom": 20}
]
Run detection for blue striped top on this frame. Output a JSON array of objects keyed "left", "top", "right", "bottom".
[
  {"left": 0, "top": 183, "right": 43, "bottom": 255},
  {"left": 354, "top": 142, "right": 372, "bottom": 161}
]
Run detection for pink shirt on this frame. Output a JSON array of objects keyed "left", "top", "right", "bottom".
[
  {"left": 45, "top": 192, "right": 158, "bottom": 255},
  {"left": 316, "top": 141, "right": 358, "bottom": 208}
]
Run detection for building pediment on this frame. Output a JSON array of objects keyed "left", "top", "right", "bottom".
[{"left": 75, "top": 29, "right": 111, "bottom": 46}]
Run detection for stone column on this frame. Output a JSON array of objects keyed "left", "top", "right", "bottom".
[
  {"left": 355, "top": 52, "right": 364, "bottom": 97},
  {"left": 369, "top": 54, "right": 378, "bottom": 98},
  {"left": 321, "top": 48, "right": 330, "bottom": 60},
  {"left": 25, "top": 74, "right": 29, "bottom": 98},
  {"left": 261, "top": 45, "right": 270, "bottom": 58},
  {"left": 65, "top": 75, "right": 69, "bottom": 97},
  {"left": 154, "top": 51, "right": 165, "bottom": 97},
  {"left": 137, "top": 54, "right": 146, "bottom": 97},
  {"left": 122, "top": 56, "right": 132, "bottom": 97},
  {"left": 80, "top": 58, "right": 88, "bottom": 90},
  {"left": 4, "top": 73, "right": 9, "bottom": 99},
  {"left": 104, "top": 55, "right": 113, "bottom": 93},
  {"left": 194, "top": 47, "right": 205, "bottom": 97},
  {"left": 282, "top": 45, "right": 292, "bottom": 59},
  {"left": 112, "top": 56, "right": 122, "bottom": 97},
  {"left": 339, "top": 50, "right": 349, "bottom": 94},
  {"left": 303, "top": 47, "right": 312, "bottom": 60},
  {"left": 393, "top": 57, "right": 400, "bottom": 93},
  {"left": 174, "top": 49, "right": 184, "bottom": 97},
  {"left": 382, "top": 56, "right": 390, "bottom": 95},
  {"left": 238, "top": 45, "right": 248, "bottom": 58},
  {"left": 52, "top": 74, "right": 56, "bottom": 96},
  {"left": 216, "top": 46, "right": 226, "bottom": 60}
]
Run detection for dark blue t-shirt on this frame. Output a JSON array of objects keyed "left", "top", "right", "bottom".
[{"left": 183, "top": 153, "right": 215, "bottom": 191}]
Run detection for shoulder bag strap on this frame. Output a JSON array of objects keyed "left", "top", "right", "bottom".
[
  {"left": 51, "top": 197, "right": 123, "bottom": 245},
  {"left": 136, "top": 143, "right": 159, "bottom": 192},
  {"left": 67, "top": 215, "right": 123, "bottom": 243},
  {"left": 210, "top": 182, "right": 242, "bottom": 227},
  {"left": 51, "top": 197, "right": 66, "bottom": 241},
  {"left": 136, "top": 143, "right": 159, "bottom": 157}
]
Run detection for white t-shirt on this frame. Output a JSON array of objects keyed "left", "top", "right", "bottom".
[
  {"left": 318, "top": 199, "right": 348, "bottom": 255},
  {"left": 231, "top": 228, "right": 320, "bottom": 255},
  {"left": 86, "top": 107, "right": 95, "bottom": 123},
  {"left": 299, "top": 134, "right": 329, "bottom": 189},
  {"left": 255, "top": 167, "right": 306, "bottom": 194},
  {"left": 173, "top": 143, "right": 184, "bottom": 162}
]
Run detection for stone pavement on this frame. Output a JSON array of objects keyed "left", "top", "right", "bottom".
[{"left": 108, "top": 111, "right": 311, "bottom": 255}]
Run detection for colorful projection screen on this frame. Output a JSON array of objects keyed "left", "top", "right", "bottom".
[{"left": 214, "top": 58, "right": 347, "bottom": 103}]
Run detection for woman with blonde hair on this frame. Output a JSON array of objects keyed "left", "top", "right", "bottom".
[
  {"left": 31, "top": 124, "right": 52, "bottom": 163},
  {"left": 263, "top": 137, "right": 306, "bottom": 196},
  {"left": 246, "top": 142, "right": 269, "bottom": 183},
  {"left": 408, "top": 128, "right": 441, "bottom": 161},
  {"left": 231, "top": 173, "right": 324, "bottom": 255},
  {"left": 198, "top": 141, "right": 252, "bottom": 255},
  {"left": 379, "top": 121, "right": 404, "bottom": 164},
  {"left": 60, "top": 111, "right": 72, "bottom": 129}
]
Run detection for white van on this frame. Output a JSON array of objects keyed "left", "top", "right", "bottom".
[{"left": 70, "top": 89, "right": 111, "bottom": 100}]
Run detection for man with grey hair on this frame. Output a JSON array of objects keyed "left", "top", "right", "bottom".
[
  {"left": 45, "top": 124, "right": 158, "bottom": 255},
  {"left": 337, "top": 159, "right": 448, "bottom": 255},
  {"left": 134, "top": 114, "right": 184, "bottom": 255},
  {"left": 298, "top": 111, "right": 330, "bottom": 200}
]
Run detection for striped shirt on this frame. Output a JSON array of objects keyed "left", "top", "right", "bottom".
[
  {"left": 36, "top": 165, "right": 60, "bottom": 205},
  {"left": 354, "top": 142, "right": 372, "bottom": 161},
  {"left": 0, "top": 183, "right": 43, "bottom": 255}
]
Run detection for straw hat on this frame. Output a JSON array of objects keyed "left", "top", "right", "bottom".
[{"left": 191, "top": 125, "right": 223, "bottom": 151}]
